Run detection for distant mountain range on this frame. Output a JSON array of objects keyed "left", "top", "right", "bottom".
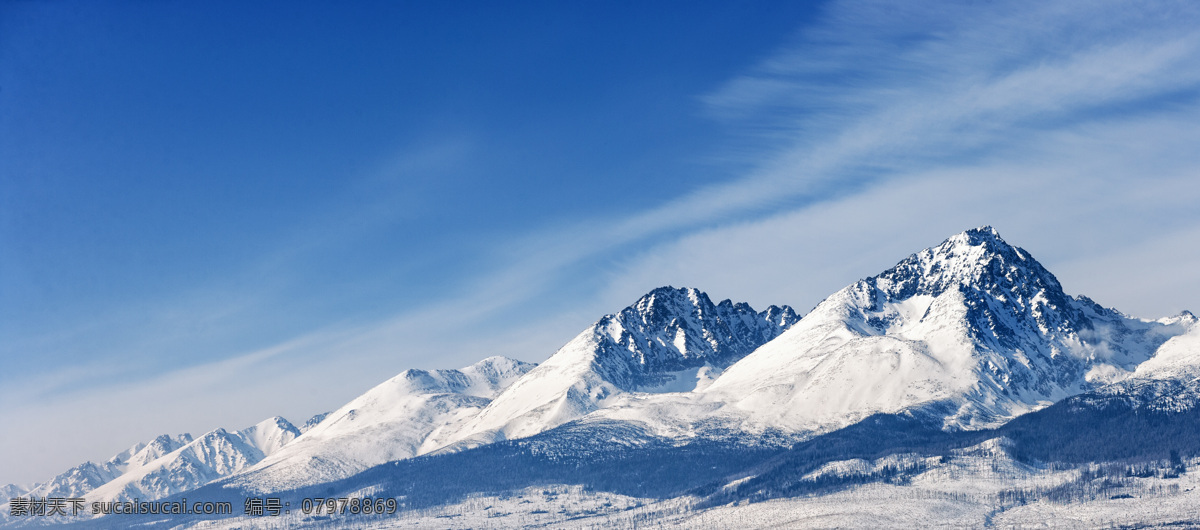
[{"left": 5, "top": 226, "right": 1198, "bottom": 528}]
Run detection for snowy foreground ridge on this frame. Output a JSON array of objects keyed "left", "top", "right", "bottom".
[{"left": 5, "top": 226, "right": 1200, "bottom": 528}]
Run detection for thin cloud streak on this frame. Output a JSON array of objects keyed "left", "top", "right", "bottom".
[
  {"left": 274, "top": 0, "right": 1200, "bottom": 372},
  {"left": 494, "top": 0, "right": 1200, "bottom": 314},
  {"left": 6, "top": 0, "right": 1200, "bottom": 486},
  {"left": 518, "top": 0, "right": 1200, "bottom": 271}
]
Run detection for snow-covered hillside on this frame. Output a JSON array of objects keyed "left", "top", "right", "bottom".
[
  {"left": 226, "top": 356, "right": 534, "bottom": 492},
  {"left": 431, "top": 287, "right": 798, "bottom": 450},
  {"left": 79, "top": 417, "right": 300, "bottom": 504}
]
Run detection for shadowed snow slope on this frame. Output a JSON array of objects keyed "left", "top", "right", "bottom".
[{"left": 707, "top": 226, "right": 1193, "bottom": 432}]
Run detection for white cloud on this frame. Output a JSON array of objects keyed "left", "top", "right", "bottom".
[
  {"left": 6, "top": 0, "right": 1200, "bottom": 487},
  {"left": 592, "top": 0, "right": 1200, "bottom": 317}
]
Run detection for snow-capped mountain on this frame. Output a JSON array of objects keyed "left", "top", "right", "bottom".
[
  {"left": 6, "top": 288, "right": 795, "bottom": 508},
  {"left": 224, "top": 356, "right": 534, "bottom": 492},
  {"left": 17, "top": 434, "right": 193, "bottom": 501},
  {"left": 2, "top": 417, "right": 300, "bottom": 514},
  {"left": 77, "top": 416, "right": 300, "bottom": 504},
  {"left": 0, "top": 485, "right": 24, "bottom": 501},
  {"left": 8, "top": 226, "right": 1198, "bottom": 529},
  {"left": 707, "top": 226, "right": 1193, "bottom": 431},
  {"left": 431, "top": 287, "right": 798, "bottom": 450}
]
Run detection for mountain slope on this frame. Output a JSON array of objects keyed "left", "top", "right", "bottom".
[
  {"left": 706, "top": 226, "right": 1193, "bottom": 432},
  {"left": 432, "top": 287, "right": 798, "bottom": 449},
  {"left": 224, "top": 356, "right": 534, "bottom": 492}
]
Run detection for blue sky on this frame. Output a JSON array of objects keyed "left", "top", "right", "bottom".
[{"left": 3, "top": 0, "right": 1200, "bottom": 485}]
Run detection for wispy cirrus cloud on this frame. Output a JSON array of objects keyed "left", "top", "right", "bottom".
[
  {"left": 519, "top": 0, "right": 1200, "bottom": 312},
  {"left": 588, "top": 0, "right": 1200, "bottom": 310},
  {"left": 495, "top": 0, "right": 1200, "bottom": 278},
  {"left": 6, "top": 0, "right": 1200, "bottom": 487}
]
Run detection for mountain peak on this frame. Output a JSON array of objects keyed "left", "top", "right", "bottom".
[
  {"left": 632, "top": 286, "right": 708, "bottom": 317},
  {"left": 599, "top": 286, "right": 798, "bottom": 379},
  {"left": 933, "top": 225, "right": 1020, "bottom": 264},
  {"left": 958, "top": 224, "right": 1003, "bottom": 242},
  {"left": 440, "top": 286, "right": 800, "bottom": 447},
  {"left": 852, "top": 227, "right": 1098, "bottom": 359},
  {"left": 936, "top": 225, "right": 1026, "bottom": 267},
  {"left": 864, "top": 226, "right": 1065, "bottom": 307}
]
